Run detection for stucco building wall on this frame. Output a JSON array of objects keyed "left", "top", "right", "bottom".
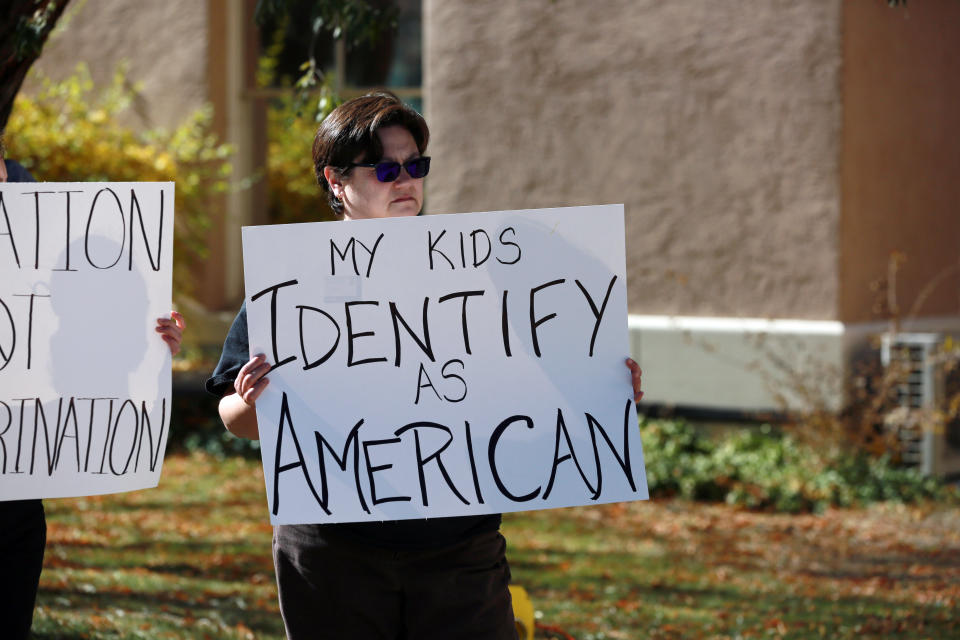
[
  {"left": 426, "top": 0, "right": 844, "bottom": 320},
  {"left": 27, "top": 0, "right": 209, "bottom": 130}
]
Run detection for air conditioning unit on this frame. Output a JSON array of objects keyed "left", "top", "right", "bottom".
[{"left": 880, "top": 333, "right": 960, "bottom": 477}]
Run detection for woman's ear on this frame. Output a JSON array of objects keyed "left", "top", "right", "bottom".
[{"left": 323, "top": 166, "right": 344, "bottom": 199}]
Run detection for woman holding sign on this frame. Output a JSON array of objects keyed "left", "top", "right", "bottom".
[
  {"left": 0, "top": 134, "right": 187, "bottom": 640},
  {"left": 207, "top": 92, "right": 643, "bottom": 640}
]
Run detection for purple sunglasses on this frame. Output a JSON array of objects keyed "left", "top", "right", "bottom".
[{"left": 349, "top": 157, "right": 431, "bottom": 183}]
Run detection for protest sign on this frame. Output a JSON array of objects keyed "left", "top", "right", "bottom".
[
  {"left": 0, "top": 182, "right": 173, "bottom": 500},
  {"left": 242, "top": 204, "right": 647, "bottom": 525}
]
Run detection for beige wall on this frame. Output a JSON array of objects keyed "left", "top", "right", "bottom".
[
  {"left": 28, "top": 0, "right": 209, "bottom": 130},
  {"left": 841, "top": 0, "right": 960, "bottom": 324},
  {"left": 426, "top": 0, "right": 844, "bottom": 319}
]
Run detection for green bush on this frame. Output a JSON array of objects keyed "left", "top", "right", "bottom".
[
  {"left": 640, "top": 419, "right": 952, "bottom": 512},
  {"left": 167, "top": 385, "right": 263, "bottom": 459},
  {"left": 180, "top": 428, "right": 262, "bottom": 459}
]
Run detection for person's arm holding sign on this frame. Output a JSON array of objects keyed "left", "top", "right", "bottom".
[
  {"left": 206, "top": 301, "right": 265, "bottom": 440},
  {"left": 219, "top": 353, "right": 270, "bottom": 439}
]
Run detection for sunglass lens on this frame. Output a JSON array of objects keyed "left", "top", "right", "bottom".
[
  {"left": 407, "top": 157, "right": 430, "bottom": 179},
  {"left": 375, "top": 162, "right": 401, "bottom": 182}
]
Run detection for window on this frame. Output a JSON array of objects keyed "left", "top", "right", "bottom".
[
  {"left": 248, "top": 1, "right": 424, "bottom": 225},
  {"left": 255, "top": 0, "right": 422, "bottom": 112}
]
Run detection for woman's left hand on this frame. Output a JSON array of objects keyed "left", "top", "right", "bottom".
[
  {"left": 156, "top": 310, "right": 186, "bottom": 356},
  {"left": 626, "top": 357, "right": 643, "bottom": 403}
]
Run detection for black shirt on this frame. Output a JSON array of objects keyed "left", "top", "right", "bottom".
[
  {"left": 4, "top": 159, "right": 35, "bottom": 183},
  {"left": 206, "top": 302, "right": 501, "bottom": 550}
]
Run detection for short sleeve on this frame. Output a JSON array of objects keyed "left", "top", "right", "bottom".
[
  {"left": 5, "top": 159, "right": 36, "bottom": 183},
  {"left": 205, "top": 302, "right": 250, "bottom": 396}
]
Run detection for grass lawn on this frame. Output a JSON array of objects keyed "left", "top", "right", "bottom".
[{"left": 33, "top": 452, "right": 960, "bottom": 639}]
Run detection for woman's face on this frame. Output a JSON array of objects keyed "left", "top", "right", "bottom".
[{"left": 329, "top": 125, "right": 424, "bottom": 220}]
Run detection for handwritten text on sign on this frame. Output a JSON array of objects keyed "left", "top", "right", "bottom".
[
  {"left": 0, "top": 182, "right": 173, "bottom": 501},
  {"left": 243, "top": 205, "right": 647, "bottom": 524}
]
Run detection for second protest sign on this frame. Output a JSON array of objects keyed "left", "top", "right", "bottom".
[
  {"left": 0, "top": 182, "right": 174, "bottom": 501},
  {"left": 242, "top": 204, "right": 647, "bottom": 524}
]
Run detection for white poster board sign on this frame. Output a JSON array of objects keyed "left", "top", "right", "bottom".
[
  {"left": 243, "top": 205, "right": 647, "bottom": 524},
  {"left": 0, "top": 182, "right": 173, "bottom": 500}
]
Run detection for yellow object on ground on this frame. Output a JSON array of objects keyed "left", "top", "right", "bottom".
[{"left": 509, "top": 584, "right": 534, "bottom": 640}]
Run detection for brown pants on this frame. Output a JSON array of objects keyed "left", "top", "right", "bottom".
[{"left": 272, "top": 526, "right": 517, "bottom": 640}]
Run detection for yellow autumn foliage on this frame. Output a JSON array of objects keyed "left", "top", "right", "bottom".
[
  {"left": 5, "top": 63, "right": 233, "bottom": 296},
  {"left": 265, "top": 98, "right": 336, "bottom": 225}
]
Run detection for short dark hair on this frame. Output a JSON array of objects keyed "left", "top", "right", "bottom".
[{"left": 312, "top": 91, "right": 429, "bottom": 215}]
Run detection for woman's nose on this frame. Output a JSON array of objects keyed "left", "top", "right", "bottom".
[{"left": 394, "top": 168, "right": 413, "bottom": 184}]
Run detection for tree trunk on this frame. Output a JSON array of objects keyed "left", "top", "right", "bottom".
[{"left": 0, "top": 0, "right": 70, "bottom": 132}]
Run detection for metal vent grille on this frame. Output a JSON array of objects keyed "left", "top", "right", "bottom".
[
  {"left": 945, "top": 364, "right": 960, "bottom": 450},
  {"left": 884, "top": 339, "right": 933, "bottom": 465},
  {"left": 881, "top": 332, "right": 960, "bottom": 475},
  {"left": 890, "top": 343, "right": 927, "bottom": 409}
]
